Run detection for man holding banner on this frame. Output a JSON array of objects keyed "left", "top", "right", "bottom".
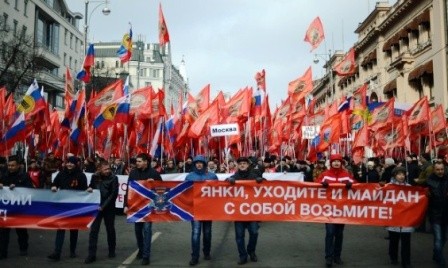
[
  {"left": 123, "top": 153, "right": 162, "bottom": 266},
  {"left": 185, "top": 155, "right": 218, "bottom": 266},
  {"left": 85, "top": 160, "right": 119, "bottom": 264},
  {"left": 227, "top": 157, "right": 263, "bottom": 265},
  {"left": 47, "top": 156, "right": 88, "bottom": 261},
  {"left": 317, "top": 154, "right": 357, "bottom": 267},
  {"left": 0, "top": 155, "right": 33, "bottom": 259}
]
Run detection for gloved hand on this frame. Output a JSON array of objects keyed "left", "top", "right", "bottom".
[
  {"left": 345, "top": 181, "right": 353, "bottom": 190},
  {"left": 227, "top": 177, "right": 236, "bottom": 185},
  {"left": 321, "top": 181, "right": 329, "bottom": 188},
  {"left": 255, "top": 177, "right": 263, "bottom": 184}
]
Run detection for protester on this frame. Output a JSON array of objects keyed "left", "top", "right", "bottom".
[
  {"left": 317, "top": 153, "right": 357, "bottom": 267},
  {"left": 366, "top": 160, "right": 380, "bottom": 183},
  {"left": 426, "top": 161, "right": 448, "bottom": 267},
  {"left": 0, "top": 155, "right": 33, "bottom": 259},
  {"left": 207, "top": 159, "right": 218, "bottom": 174},
  {"left": 164, "top": 159, "right": 178, "bottom": 174},
  {"left": 84, "top": 160, "right": 119, "bottom": 264},
  {"left": 227, "top": 157, "right": 263, "bottom": 265},
  {"left": 185, "top": 155, "right": 218, "bottom": 266},
  {"left": 28, "top": 158, "right": 44, "bottom": 188},
  {"left": 380, "top": 158, "right": 396, "bottom": 183},
  {"left": 382, "top": 167, "right": 414, "bottom": 268},
  {"left": 47, "top": 156, "right": 88, "bottom": 261},
  {"left": 42, "top": 152, "right": 62, "bottom": 188},
  {"left": 184, "top": 157, "right": 193, "bottom": 173},
  {"left": 123, "top": 153, "right": 162, "bottom": 266},
  {"left": 313, "top": 160, "right": 327, "bottom": 182}
]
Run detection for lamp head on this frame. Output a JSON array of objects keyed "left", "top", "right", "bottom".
[{"left": 102, "top": 7, "right": 111, "bottom": 16}]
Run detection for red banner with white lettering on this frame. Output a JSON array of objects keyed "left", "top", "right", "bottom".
[
  {"left": 193, "top": 181, "right": 427, "bottom": 227},
  {"left": 126, "top": 181, "right": 428, "bottom": 226}
]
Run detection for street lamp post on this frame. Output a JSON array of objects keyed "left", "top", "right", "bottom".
[
  {"left": 313, "top": 49, "right": 333, "bottom": 104},
  {"left": 83, "top": 0, "right": 111, "bottom": 55}
]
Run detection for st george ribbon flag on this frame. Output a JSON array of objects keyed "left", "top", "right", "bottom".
[
  {"left": 0, "top": 188, "right": 100, "bottom": 229},
  {"left": 126, "top": 180, "right": 193, "bottom": 222}
]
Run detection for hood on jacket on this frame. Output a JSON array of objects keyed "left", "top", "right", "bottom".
[{"left": 193, "top": 155, "right": 207, "bottom": 165}]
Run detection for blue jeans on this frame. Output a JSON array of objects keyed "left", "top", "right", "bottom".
[
  {"left": 234, "top": 221, "right": 259, "bottom": 261},
  {"left": 325, "top": 223, "right": 345, "bottom": 261},
  {"left": 134, "top": 222, "right": 152, "bottom": 259},
  {"left": 433, "top": 223, "right": 448, "bottom": 265},
  {"left": 191, "top": 221, "right": 212, "bottom": 260},
  {"left": 55, "top": 229, "right": 78, "bottom": 254}
]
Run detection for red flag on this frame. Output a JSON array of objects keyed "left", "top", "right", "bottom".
[
  {"left": 222, "top": 89, "right": 251, "bottom": 124},
  {"left": 350, "top": 83, "right": 367, "bottom": 111},
  {"left": 369, "top": 97, "right": 394, "bottom": 131},
  {"left": 353, "top": 124, "right": 369, "bottom": 149},
  {"left": 407, "top": 96, "right": 429, "bottom": 126},
  {"left": 196, "top": 84, "right": 210, "bottom": 113},
  {"left": 255, "top": 69, "right": 266, "bottom": 92},
  {"left": 333, "top": 48, "right": 356, "bottom": 76},
  {"left": 317, "top": 113, "right": 341, "bottom": 152},
  {"left": 288, "top": 67, "right": 313, "bottom": 101},
  {"left": 431, "top": 105, "right": 446, "bottom": 133},
  {"left": 87, "top": 80, "right": 123, "bottom": 121},
  {"left": 304, "top": 17, "right": 325, "bottom": 51},
  {"left": 188, "top": 100, "right": 219, "bottom": 138},
  {"left": 130, "top": 86, "right": 152, "bottom": 119},
  {"left": 159, "top": 3, "right": 170, "bottom": 46}
]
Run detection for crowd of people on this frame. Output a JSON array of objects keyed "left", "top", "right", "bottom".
[{"left": 0, "top": 151, "right": 447, "bottom": 267}]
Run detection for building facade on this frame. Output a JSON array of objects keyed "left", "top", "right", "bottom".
[
  {"left": 0, "top": 0, "right": 84, "bottom": 109},
  {"left": 93, "top": 41, "right": 189, "bottom": 111},
  {"left": 313, "top": 0, "right": 448, "bottom": 112}
]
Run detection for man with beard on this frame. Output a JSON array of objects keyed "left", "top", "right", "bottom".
[
  {"left": 123, "top": 153, "right": 162, "bottom": 265},
  {"left": 227, "top": 157, "right": 263, "bottom": 265},
  {"left": 84, "top": 160, "right": 119, "bottom": 264},
  {"left": 47, "top": 156, "right": 88, "bottom": 261},
  {"left": 317, "top": 154, "right": 357, "bottom": 267},
  {"left": 0, "top": 155, "right": 33, "bottom": 259}
]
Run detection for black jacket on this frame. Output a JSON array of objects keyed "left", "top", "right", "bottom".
[
  {"left": 51, "top": 167, "right": 88, "bottom": 190},
  {"left": 426, "top": 173, "right": 448, "bottom": 224},
  {"left": 230, "top": 168, "right": 262, "bottom": 181},
  {"left": 89, "top": 173, "right": 119, "bottom": 211},
  {"left": 124, "top": 167, "right": 162, "bottom": 207},
  {"left": 0, "top": 170, "right": 33, "bottom": 188}
]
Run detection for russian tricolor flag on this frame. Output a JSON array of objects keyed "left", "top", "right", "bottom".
[
  {"left": 2, "top": 112, "right": 26, "bottom": 147},
  {"left": 77, "top": 44, "right": 95, "bottom": 83}
]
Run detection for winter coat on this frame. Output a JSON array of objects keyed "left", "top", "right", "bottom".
[
  {"left": 89, "top": 173, "right": 119, "bottom": 211},
  {"left": 426, "top": 173, "right": 448, "bottom": 224},
  {"left": 124, "top": 166, "right": 162, "bottom": 207},
  {"left": 317, "top": 167, "right": 356, "bottom": 184},
  {"left": 385, "top": 180, "right": 415, "bottom": 232},
  {"left": 185, "top": 155, "right": 218, "bottom": 181},
  {"left": 51, "top": 167, "right": 88, "bottom": 190},
  {"left": 0, "top": 169, "right": 33, "bottom": 188}
]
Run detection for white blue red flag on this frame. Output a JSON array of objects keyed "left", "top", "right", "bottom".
[{"left": 0, "top": 188, "right": 100, "bottom": 229}]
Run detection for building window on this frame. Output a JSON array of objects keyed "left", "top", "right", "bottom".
[
  {"left": 14, "top": 0, "right": 18, "bottom": 10},
  {"left": 70, "top": 33, "right": 73, "bottom": 49},
  {"left": 152, "top": 69, "right": 160, "bottom": 78},
  {"left": 13, "top": 19, "right": 18, "bottom": 36},
  {"left": 69, "top": 56, "right": 72, "bottom": 69},
  {"left": 101, "top": 61, "right": 105, "bottom": 68},
  {"left": 55, "top": 94, "right": 63, "bottom": 108},
  {"left": 95, "top": 61, "right": 100, "bottom": 69},
  {"left": 21, "top": 25, "right": 26, "bottom": 38},
  {"left": 63, "top": 53, "right": 67, "bottom": 66},
  {"left": 75, "top": 38, "right": 78, "bottom": 52},
  {"left": 24, "top": 0, "right": 28, "bottom": 16},
  {"left": 74, "top": 60, "right": 77, "bottom": 71},
  {"left": 115, "top": 61, "right": 119, "bottom": 68},
  {"left": 3, "top": 13, "right": 8, "bottom": 31},
  {"left": 64, "top": 29, "right": 68, "bottom": 45}
]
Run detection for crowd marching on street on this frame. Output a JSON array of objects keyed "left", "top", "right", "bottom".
[{"left": 0, "top": 151, "right": 447, "bottom": 267}]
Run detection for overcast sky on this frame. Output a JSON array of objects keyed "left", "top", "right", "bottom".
[{"left": 69, "top": 0, "right": 397, "bottom": 108}]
